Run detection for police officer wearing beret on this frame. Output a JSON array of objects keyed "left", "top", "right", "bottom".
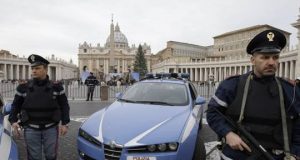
[
  {"left": 9, "top": 54, "right": 70, "bottom": 160},
  {"left": 85, "top": 72, "right": 99, "bottom": 101},
  {"left": 207, "top": 29, "right": 300, "bottom": 159}
]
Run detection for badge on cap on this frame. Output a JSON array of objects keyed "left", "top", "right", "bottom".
[
  {"left": 30, "top": 55, "right": 35, "bottom": 62},
  {"left": 267, "top": 32, "right": 275, "bottom": 42}
]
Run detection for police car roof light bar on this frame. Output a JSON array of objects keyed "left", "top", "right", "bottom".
[{"left": 142, "top": 73, "right": 190, "bottom": 81}]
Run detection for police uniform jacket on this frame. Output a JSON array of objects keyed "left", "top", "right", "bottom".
[
  {"left": 85, "top": 75, "right": 98, "bottom": 87},
  {"left": 206, "top": 71, "right": 300, "bottom": 157},
  {"left": 9, "top": 76, "right": 70, "bottom": 126}
]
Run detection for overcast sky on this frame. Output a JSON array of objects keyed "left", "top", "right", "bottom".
[{"left": 0, "top": 0, "right": 299, "bottom": 65}]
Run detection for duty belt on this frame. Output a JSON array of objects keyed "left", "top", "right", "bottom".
[{"left": 27, "top": 123, "right": 57, "bottom": 130}]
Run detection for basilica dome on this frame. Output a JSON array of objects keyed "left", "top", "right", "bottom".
[{"left": 106, "top": 24, "right": 128, "bottom": 45}]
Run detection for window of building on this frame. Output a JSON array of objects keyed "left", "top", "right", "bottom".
[{"left": 83, "top": 49, "right": 87, "bottom": 53}]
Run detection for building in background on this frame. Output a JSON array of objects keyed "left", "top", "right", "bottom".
[
  {"left": 152, "top": 9, "right": 300, "bottom": 82},
  {"left": 78, "top": 19, "right": 155, "bottom": 80},
  {"left": 0, "top": 50, "right": 78, "bottom": 81}
]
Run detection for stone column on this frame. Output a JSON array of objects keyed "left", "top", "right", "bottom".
[
  {"left": 96, "top": 59, "right": 100, "bottom": 74},
  {"left": 22, "top": 65, "right": 25, "bottom": 79},
  {"left": 117, "top": 59, "right": 120, "bottom": 73},
  {"left": 190, "top": 68, "right": 194, "bottom": 81},
  {"left": 204, "top": 68, "right": 207, "bottom": 81},
  {"left": 56, "top": 66, "right": 60, "bottom": 81},
  {"left": 279, "top": 62, "right": 283, "bottom": 77},
  {"left": 292, "top": 9, "right": 300, "bottom": 77},
  {"left": 284, "top": 62, "right": 288, "bottom": 78},
  {"left": 195, "top": 68, "right": 198, "bottom": 81},
  {"left": 219, "top": 67, "right": 222, "bottom": 81},
  {"left": 4, "top": 63, "right": 7, "bottom": 80},
  {"left": 291, "top": 60, "right": 296, "bottom": 79},
  {"left": 10, "top": 64, "right": 13, "bottom": 80},
  {"left": 16, "top": 65, "right": 19, "bottom": 80},
  {"left": 199, "top": 68, "right": 202, "bottom": 81}
]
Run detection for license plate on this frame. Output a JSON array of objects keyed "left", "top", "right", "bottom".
[{"left": 127, "top": 156, "right": 157, "bottom": 160}]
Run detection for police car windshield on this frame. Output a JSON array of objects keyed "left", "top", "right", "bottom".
[{"left": 120, "top": 82, "right": 189, "bottom": 106}]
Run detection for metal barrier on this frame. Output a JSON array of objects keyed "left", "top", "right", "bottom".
[{"left": 0, "top": 82, "right": 217, "bottom": 101}]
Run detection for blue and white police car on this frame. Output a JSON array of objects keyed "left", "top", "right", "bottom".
[
  {"left": 0, "top": 95, "right": 19, "bottom": 160},
  {"left": 77, "top": 73, "right": 206, "bottom": 160}
]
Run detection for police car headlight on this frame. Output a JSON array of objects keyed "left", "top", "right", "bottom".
[
  {"left": 144, "top": 142, "right": 178, "bottom": 152},
  {"left": 168, "top": 142, "right": 178, "bottom": 151},
  {"left": 157, "top": 143, "right": 167, "bottom": 151},
  {"left": 79, "top": 128, "right": 102, "bottom": 147},
  {"left": 147, "top": 144, "right": 156, "bottom": 152}
]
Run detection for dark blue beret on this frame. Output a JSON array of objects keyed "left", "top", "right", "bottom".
[
  {"left": 28, "top": 54, "right": 50, "bottom": 67},
  {"left": 246, "top": 29, "right": 286, "bottom": 55}
]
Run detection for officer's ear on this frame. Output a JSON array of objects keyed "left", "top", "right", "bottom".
[
  {"left": 44, "top": 65, "right": 48, "bottom": 71},
  {"left": 250, "top": 54, "right": 257, "bottom": 65}
]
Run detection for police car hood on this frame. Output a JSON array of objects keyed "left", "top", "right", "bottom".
[{"left": 81, "top": 101, "right": 191, "bottom": 147}]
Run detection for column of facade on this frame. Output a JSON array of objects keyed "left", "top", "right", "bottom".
[
  {"left": 189, "top": 68, "right": 192, "bottom": 81},
  {"left": 104, "top": 59, "right": 107, "bottom": 74},
  {"left": 27, "top": 65, "right": 30, "bottom": 79},
  {"left": 96, "top": 59, "right": 100, "bottom": 74},
  {"left": 3, "top": 63, "right": 7, "bottom": 80},
  {"left": 16, "top": 65, "right": 19, "bottom": 80},
  {"left": 22, "top": 65, "right": 25, "bottom": 79},
  {"left": 203, "top": 68, "right": 206, "bottom": 81},
  {"left": 234, "top": 66, "right": 237, "bottom": 75},
  {"left": 195, "top": 68, "right": 198, "bottom": 81},
  {"left": 284, "top": 62, "right": 288, "bottom": 78},
  {"left": 9, "top": 64, "right": 13, "bottom": 80},
  {"left": 215, "top": 67, "right": 218, "bottom": 81},
  {"left": 291, "top": 60, "right": 296, "bottom": 79},
  {"left": 218, "top": 67, "right": 221, "bottom": 82},
  {"left": 125, "top": 59, "right": 127, "bottom": 72},
  {"left": 55, "top": 66, "right": 58, "bottom": 81},
  {"left": 117, "top": 59, "right": 120, "bottom": 73},
  {"left": 204, "top": 68, "right": 207, "bottom": 81},
  {"left": 287, "top": 61, "right": 291, "bottom": 79},
  {"left": 279, "top": 62, "right": 283, "bottom": 77},
  {"left": 106, "top": 59, "right": 109, "bottom": 74},
  {"left": 199, "top": 68, "right": 202, "bottom": 81}
]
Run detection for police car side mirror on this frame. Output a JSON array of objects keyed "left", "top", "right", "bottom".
[
  {"left": 195, "top": 96, "right": 206, "bottom": 105},
  {"left": 2, "top": 103, "right": 12, "bottom": 116},
  {"left": 115, "top": 92, "right": 123, "bottom": 99}
]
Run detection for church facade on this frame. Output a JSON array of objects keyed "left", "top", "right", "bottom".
[{"left": 78, "top": 20, "right": 154, "bottom": 79}]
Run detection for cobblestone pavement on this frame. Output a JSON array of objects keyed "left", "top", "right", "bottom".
[{"left": 14, "top": 100, "right": 220, "bottom": 160}]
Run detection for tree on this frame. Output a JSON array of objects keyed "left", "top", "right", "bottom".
[{"left": 133, "top": 44, "right": 147, "bottom": 77}]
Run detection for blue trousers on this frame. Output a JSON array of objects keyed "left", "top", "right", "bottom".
[{"left": 24, "top": 126, "right": 59, "bottom": 160}]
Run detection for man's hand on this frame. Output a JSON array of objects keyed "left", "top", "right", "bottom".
[
  {"left": 225, "top": 131, "right": 252, "bottom": 152},
  {"left": 11, "top": 122, "right": 22, "bottom": 138},
  {"left": 59, "top": 125, "right": 68, "bottom": 136}
]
